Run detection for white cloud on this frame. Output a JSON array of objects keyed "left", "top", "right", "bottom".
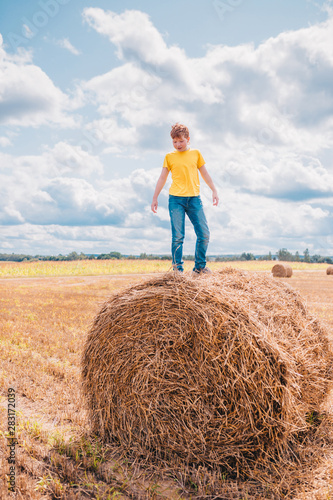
[
  {"left": 83, "top": 8, "right": 170, "bottom": 64},
  {"left": 22, "top": 24, "right": 35, "bottom": 40},
  {"left": 82, "top": 8, "right": 220, "bottom": 105},
  {"left": 84, "top": 116, "right": 137, "bottom": 150},
  {"left": 0, "top": 136, "right": 12, "bottom": 147},
  {"left": 0, "top": 144, "right": 155, "bottom": 228},
  {"left": 0, "top": 40, "right": 75, "bottom": 127},
  {"left": 218, "top": 150, "right": 333, "bottom": 201},
  {"left": 0, "top": 144, "right": 104, "bottom": 226},
  {"left": 203, "top": 189, "right": 332, "bottom": 254},
  {"left": 80, "top": 8, "right": 333, "bottom": 157},
  {"left": 43, "top": 142, "right": 104, "bottom": 177},
  {"left": 55, "top": 38, "right": 80, "bottom": 55}
]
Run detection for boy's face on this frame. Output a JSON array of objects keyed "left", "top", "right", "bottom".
[{"left": 172, "top": 134, "right": 189, "bottom": 152}]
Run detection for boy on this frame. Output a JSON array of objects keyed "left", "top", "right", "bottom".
[{"left": 151, "top": 123, "right": 219, "bottom": 273}]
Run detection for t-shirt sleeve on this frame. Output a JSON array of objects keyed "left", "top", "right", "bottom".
[
  {"left": 197, "top": 150, "right": 205, "bottom": 168},
  {"left": 163, "top": 155, "right": 171, "bottom": 170}
]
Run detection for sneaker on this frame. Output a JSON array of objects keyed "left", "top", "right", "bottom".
[
  {"left": 173, "top": 266, "right": 184, "bottom": 273},
  {"left": 192, "top": 267, "right": 211, "bottom": 275}
]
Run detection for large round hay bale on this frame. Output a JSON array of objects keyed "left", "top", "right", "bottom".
[
  {"left": 82, "top": 269, "right": 331, "bottom": 473},
  {"left": 272, "top": 263, "right": 293, "bottom": 277},
  {"left": 327, "top": 265, "right": 333, "bottom": 275}
]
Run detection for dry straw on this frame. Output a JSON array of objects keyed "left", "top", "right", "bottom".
[
  {"left": 82, "top": 268, "right": 331, "bottom": 481},
  {"left": 271, "top": 263, "right": 293, "bottom": 277},
  {"left": 326, "top": 265, "right": 333, "bottom": 275}
]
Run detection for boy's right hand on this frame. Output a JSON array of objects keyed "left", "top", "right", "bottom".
[{"left": 151, "top": 198, "right": 158, "bottom": 213}]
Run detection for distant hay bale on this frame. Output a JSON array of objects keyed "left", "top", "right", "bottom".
[
  {"left": 327, "top": 265, "right": 333, "bottom": 275},
  {"left": 271, "top": 263, "right": 293, "bottom": 277},
  {"left": 82, "top": 269, "right": 331, "bottom": 474}
]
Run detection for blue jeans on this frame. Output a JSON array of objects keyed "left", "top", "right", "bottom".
[{"left": 168, "top": 195, "right": 210, "bottom": 272}]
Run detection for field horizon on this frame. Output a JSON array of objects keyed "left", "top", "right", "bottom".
[{"left": 0, "top": 258, "right": 330, "bottom": 279}]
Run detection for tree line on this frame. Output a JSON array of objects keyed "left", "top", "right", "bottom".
[
  {"left": 0, "top": 249, "right": 332, "bottom": 264},
  {"left": 276, "top": 248, "right": 332, "bottom": 264}
]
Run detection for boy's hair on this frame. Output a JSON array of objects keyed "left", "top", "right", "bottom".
[{"left": 170, "top": 123, "right": 189, "bottom": 139}]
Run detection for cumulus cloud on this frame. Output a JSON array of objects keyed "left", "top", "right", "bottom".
[
  {"left": 0, "top": 146, "right": 158, "bottom": 229},
  {"left": 219, "top": 150, "right": 333, "bottom": 201},
  {"left": 0, "top": 136, "right": 12, "bottom": 147},
  {"left": 81, "top": 9, "right": 224, "bottom": 135},
  {"left": 29, "top": 177, "right": 126, "bottom": 226},
  {"left": 83, "top": 9, "right": 167, "bottom": 63},
  {"left": 0, "top": 39, "right": 75, "bottom": 127},
  {"left": 0, "top": 145, "right": 104, "bottom": 226},
  {"left": 43, "top": 142, "right": 104, "bottom": 177},
  {"left": 81, "top": 8, "right": 333, "bottom": 155}
]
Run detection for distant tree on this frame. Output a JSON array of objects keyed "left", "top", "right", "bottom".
[
  {"left": 139, "top": 253, "right": 157, "bottom": 260},
  {"left": 97, "top": 251, "right": 122, "bottom": 260},
  {"left": 277, "top": 248, "right": 293, "bottom": 261},
  {"left": 0, "top": 253, "right": 33, "bottom": 262},
  {"left": 303, "top": 248, "right": 311, "bottom": 263},
  {"left": 310, "top": 254, "right": 333, "bottom": 264},
  {"left": 311, "top": 254, "right": 321, "bottom": 263},
  {"left": 258, "top": 251, "right": 272, "bottom": 261},
  {"left": 294, "top": 251, "right": 300, "bottom": 262},
  {"left": 97, "top": 254, "right": 107, "bottom": 260},
  {"left": 240, "top": 252, "right": 255, "bottom": 261},
  {"left": 215, "top": 255, "right": 240, "bottom": 262},
  {"left": 109, "top": 251, "right": 122, "bottom": 259},
  {"left": 66, "top": 251, "right": 80, "bottom": 261}
]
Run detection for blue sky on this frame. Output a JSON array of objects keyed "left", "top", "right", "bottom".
[{"left": 0, "top": 0, "right": 333, "bottom": 257}]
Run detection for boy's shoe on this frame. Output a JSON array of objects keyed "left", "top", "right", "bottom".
[
  {"left": 192, "top": 267, "right": 211, "bottom": 275},
  {"left": 173, "top": 266, "right": 184, "bottom": 273}
]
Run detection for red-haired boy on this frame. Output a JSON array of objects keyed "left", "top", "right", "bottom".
[{"left": 151, "top": 123, "right": 219, "bottom": 273}]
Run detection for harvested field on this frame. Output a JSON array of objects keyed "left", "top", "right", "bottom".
[{"left": 1, "top": 266, "right": 333, "bottom": 499}]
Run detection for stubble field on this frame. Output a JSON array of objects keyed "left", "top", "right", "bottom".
[{"left": 1, "top": 260, "right": 333, "bottom": 499}]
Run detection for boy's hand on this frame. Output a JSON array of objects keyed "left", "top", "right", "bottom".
[
  {"left": 213, "top": 190, "right": 219, "bottom": 206},
  {"left": 199, "top": 166, "right": 219, "bottom": 206},
  {"left": 151, "top": 198, "right": 158, "bottom": 213},
  {"left": 151, "top": 168, "right": 169, "bottom": 213}
]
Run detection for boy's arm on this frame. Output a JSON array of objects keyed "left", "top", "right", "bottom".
[
  {"left": 151, "top": 167, "right": 169, "bottom": 213},
  {"left": 199, "top": 165, "right": 219, "bottom": 206}
]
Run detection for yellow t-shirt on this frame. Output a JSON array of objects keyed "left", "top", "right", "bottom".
[{"left": 163, "top": 149, "right": 205, "bottom": 196}]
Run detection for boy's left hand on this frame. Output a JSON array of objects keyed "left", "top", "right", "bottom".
[{"left": 151, "top": 198, "right": 158, "bottom": 213}]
